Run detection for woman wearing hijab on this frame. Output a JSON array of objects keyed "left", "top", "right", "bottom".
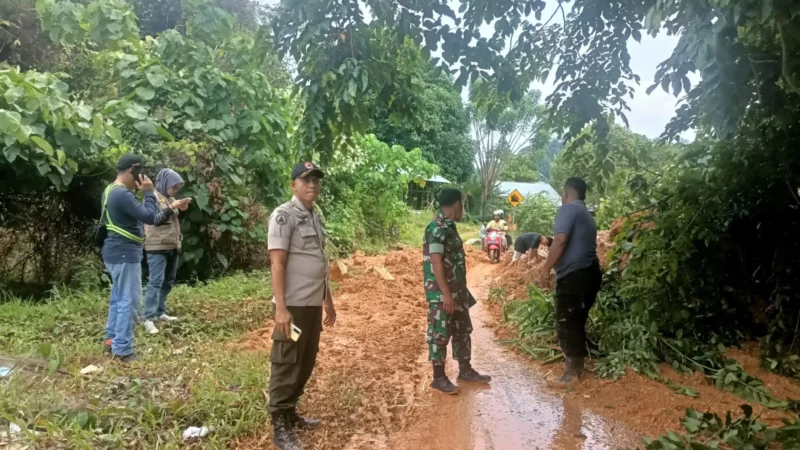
[{"left": 142, "top": 169, "right": 191, "bottom": 334}]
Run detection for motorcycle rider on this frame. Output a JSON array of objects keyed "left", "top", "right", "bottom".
[{"left": 486, "top": 210, "right": 509, "bottom": 250}]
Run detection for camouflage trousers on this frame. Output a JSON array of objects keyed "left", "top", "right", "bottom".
[{"left": 427, "top": 301, "right": 473, "bottom": 366}]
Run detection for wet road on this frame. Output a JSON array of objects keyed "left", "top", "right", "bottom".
[{"left": 391, "top": 262, "right": 640, "bottom": 450}]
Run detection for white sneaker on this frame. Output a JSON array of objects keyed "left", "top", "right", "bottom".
[
  {"left": 143, "top": 320, "right": 159, "bottom": 334},
  {"left": 158, "top": 314, "right": 177, "bottom": 322}
]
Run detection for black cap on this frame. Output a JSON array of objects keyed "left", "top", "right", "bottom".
[
  {"left": 116, "top": 154, "right": 144, "bottom": 171},
  {"left": 291, "top": 161, "right": 324, "bottom": 181}
]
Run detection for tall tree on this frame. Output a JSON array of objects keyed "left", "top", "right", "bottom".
[
  {"left": 369, "top": 67, "right": 474, "bottom": 182},
  {"left": 470, "top": 88, "right": 548, "bottom": 217}
]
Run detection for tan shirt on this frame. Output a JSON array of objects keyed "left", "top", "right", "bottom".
[
  {"left": 144, "top": 191, "right": 182, "bottom": 251},
  {"left": 267, "top": 196, "right": 328, "bottom": 307}
]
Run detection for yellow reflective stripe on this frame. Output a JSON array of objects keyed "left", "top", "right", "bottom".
[
  {"left": 107, "top": 224, "right": 145, "bottom": 243},
  {"left": 102, "top": 183, "right": 145, "bottom": 243}
]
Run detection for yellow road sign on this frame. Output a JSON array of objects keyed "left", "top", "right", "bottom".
[{"left": 506, "top": 189, "right": 524, "bottom": 207}]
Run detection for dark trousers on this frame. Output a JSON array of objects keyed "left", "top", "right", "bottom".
[
  {"left": 554, "top": 263, "right": 602, "bottom": 358},
  {"left": 268, "top": 306, "right": 323, "bottom": 414}
]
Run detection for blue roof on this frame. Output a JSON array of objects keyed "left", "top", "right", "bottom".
[{"left": 497, "top": 181, "right": 560, "bottom": 204}]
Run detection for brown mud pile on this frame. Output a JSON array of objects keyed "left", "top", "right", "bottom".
[
  {"left": 234, "top": 249, "right": 431, "bottom": 449},
  {"left": 478, "top": 241, "right": 800, "bottom": 439}
]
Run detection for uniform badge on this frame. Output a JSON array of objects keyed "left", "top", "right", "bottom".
[{"left": 276, "top": 210, "right": 289, "bottom": 225}]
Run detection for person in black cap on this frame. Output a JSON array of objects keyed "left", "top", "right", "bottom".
[
  {"left": 266, "top": 161, "right": 336, "bottom": 450},
  {"left": 98, "top": 154, "right": 189, "bottom": 362}
]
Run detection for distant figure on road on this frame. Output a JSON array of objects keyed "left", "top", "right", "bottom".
[
  {"left": 511, "top": 232, "right": 553, "bottom": 265},
  {"left": 423, "top": 188, "right": 491, "bottom": 395},
  {"left": 540, "top": 177, "right": 600, "bottom": 383},
  {"left": 142, "top": 169, "right": 191, "bottom": 335},
  {"left": 267, "top": 161, "right": 337, "bottom": 450},
  {"left": 100, "top": 154, "right": 183, "bottom": 363}
]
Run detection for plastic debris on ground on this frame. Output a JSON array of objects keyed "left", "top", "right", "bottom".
[
  {"left": 182, "top": 426, "right": 215, "bottom": 441},
  {"left": 79, "top": 365, "right": 102, "bottom": 375}
]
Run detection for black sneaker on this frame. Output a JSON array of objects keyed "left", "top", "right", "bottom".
[
  {"left": 431, "top": 376, "right": 460, "bottom": 395},
  {"left": 458, "top": 368, "right": 492, "bottom": 384},
  {"left": 113, "top": 353, "right": 139, "bottom": 363},
  {"left": 103, "top": 339, "right": 112, "bottom": 354}
]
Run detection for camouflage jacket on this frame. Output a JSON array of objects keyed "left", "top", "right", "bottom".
[{"left": 422, "top": 210, "right": 476, "bottom": 307}]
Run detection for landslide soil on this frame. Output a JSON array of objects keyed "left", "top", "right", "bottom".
[
  {"left": 232, "top": 240, "right": 800, "bottom": 450},
  {"left": 486, "top": 241, "right": 800, "bottom": 441}
]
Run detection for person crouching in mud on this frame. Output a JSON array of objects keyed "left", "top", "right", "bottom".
[
  {"left": 540, "top": 177, "right": 601, "bottom": 384},
  {"left": 422, "top": 188, "right": 491, "bottom": 394}
]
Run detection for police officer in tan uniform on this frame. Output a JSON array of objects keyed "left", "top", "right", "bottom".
[{"left": 267, "top": 161, "right": 336, "bottom": 450}]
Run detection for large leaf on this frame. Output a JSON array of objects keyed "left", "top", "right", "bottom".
[
  {"left": 30, "top": 136, "right": 55, "bottom": 156},
  {"left": 0, "top": 110, "right": 22, "bottom": 135},
  {"left": 4, "top": 86, "right": 24, "bottom": 104},
  {"left": 3, "top": 145, "right": 21, "bottom": 163},
  {"left": 124, "top": 103, "right": 149, "bottom": 120},
  {"left": 135, "top": 86, "right": 155, "bottom": 101},
  {"left": 133, "top": 121, "right": 157, "bottom": 135}
]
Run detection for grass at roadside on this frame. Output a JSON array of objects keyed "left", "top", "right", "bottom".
[
  {"left": 0, "top": 272, "right": 272, "bottom": 449},
  {"left": 399, "top": 209, "right": 481, "bottom": 248}
]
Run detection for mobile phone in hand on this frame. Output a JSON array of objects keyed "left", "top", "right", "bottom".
[{"left": 290, "top": 324, "right": 302, "bottom": 342}]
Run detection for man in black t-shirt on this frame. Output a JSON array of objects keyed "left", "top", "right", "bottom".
[{"left": 511, "top": 232, "right": 552, "bottom": 264}]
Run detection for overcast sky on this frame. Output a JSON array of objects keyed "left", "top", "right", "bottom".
[{"left": 259, "top": 0, "right": 690, "bottom": 140}]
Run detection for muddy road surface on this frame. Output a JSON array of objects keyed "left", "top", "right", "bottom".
[{"left": 390, "top": 262, "right": 639, "bottom": 450}]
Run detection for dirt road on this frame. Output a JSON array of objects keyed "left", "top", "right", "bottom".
[
  {"left": 390, "top": 262, "right": 639, "bottom": 450},
  {"left": 225, "top": 246, "right": 800, "bottom": 449}
]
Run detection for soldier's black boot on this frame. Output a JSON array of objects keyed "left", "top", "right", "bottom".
[
  {"left": 431, "top": 376, "right": 460, "bottom": 395},
  {"left": 272, "top": 412, "right": 303, "bottom": 450},
  {"left": 288, "top": 408, "right": 321, "bottom": 430},
  {"left": 457, "top": 364, "right": 492, "bottom": 384},
  {"left": 556, "top": 356, "right": 584, "bottom": 384}
]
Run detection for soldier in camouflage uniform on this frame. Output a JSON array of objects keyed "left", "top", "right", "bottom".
[{"left": 423, "top": 188, "right": 492, "bottom": 394}]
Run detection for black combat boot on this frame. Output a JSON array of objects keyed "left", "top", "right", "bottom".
[
  {"left": 272, "top": 412, "right": 303, "bottom": 450},
  {"left": 430, "top": 376, "right": 460, "bottom": 395},
  {"left": 457, "top": 366, "right": 492, "bottom": 384},
  {"left": 288, "top": 408, "right": 321, "bottom": 430},
  {"left": 556, "top": 356, "right": 584, "bottom": 384}
]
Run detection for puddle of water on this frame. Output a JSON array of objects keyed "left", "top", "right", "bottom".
[
  {"left": 391, "top": 262, "right": 641, "bottom": 450},
  {"left": 465, "top": 299, "right": 638, "bottom": 450}
]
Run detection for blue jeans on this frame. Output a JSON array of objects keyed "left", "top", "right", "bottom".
[
  {"left": 104, "top": 262, "right": 142, "bottom": 357},
  {"left": 143, "top": 252, "right": 179, "bottom": 320}
]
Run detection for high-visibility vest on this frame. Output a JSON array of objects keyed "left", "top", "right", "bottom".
[{"left": 102, "top": 183, "right": 145, "bottom": 243}]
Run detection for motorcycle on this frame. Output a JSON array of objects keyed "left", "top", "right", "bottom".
[{"left": 485, "top": 230, "right": 504, "bottom": 264}]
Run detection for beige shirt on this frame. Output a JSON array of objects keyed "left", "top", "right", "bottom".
[
  {"left": 267, "top": 196, "right": 328, "bottom": 307},
  {"left": 144, "top": 191, "right": 182, "bottom": 251}
]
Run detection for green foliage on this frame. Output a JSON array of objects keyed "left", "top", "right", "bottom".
[
  {"left": 3, "top": 0, "right": 293, "bottom": 282},
  {"left": 0, "top": 67, "right": 118, "bottom": 191},
  {"left": 499, "top": 149, "right": 544, "bottom": 182},
  {"left": 368, "top": 48, "right": 475, "bottom": 183},
  {"left": 36, "top": 0, "right": 140, "bottom": 51},
  {"left": 503, "top": 284, "right": 560, "bottom": 361},
  {"left": 550, "top": 124, "right": 680, "bottom": 228},
  {"left": 321, "top": 134, "right": 439, "bottom": 256},
  {"left": 513, "top": 193, "right": 558, "bottom": 236},
  {"left": 641, "top": 406, "right": 800, "bottom": 450}
]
